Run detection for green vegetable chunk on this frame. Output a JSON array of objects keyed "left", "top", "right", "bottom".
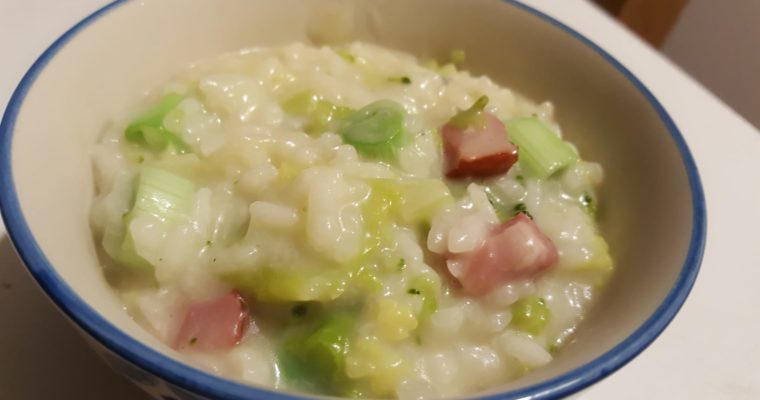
[
  {"left": 279, "top": 312, "right": 355, "bottom": 395},
  {"left": 511, "top": 296, "right": 551, "bottom": 335},
  {"left": 506, "top": 117, "right": 579, "bottom": 179},
  {"left": 125, "top": 93, "right": 188, "bottom": 153},
  {"left": 130, "top": 167, "right": 195, "bottom": 222},
  {"left": 339, "top": 100, "right": 405, "bottom": 160}
]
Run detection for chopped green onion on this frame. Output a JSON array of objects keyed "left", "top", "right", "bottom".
[
  {"left": 388, "top": 76, "right": 411, "bottom": 85},
  {"left": 449, "top": 95, "right": 489, "bottom": 129},
  {"left": 339, "top": 100, "right": 405, "bottom": 160},
  {"left": 511, "top": 296, "right": 551, "bottom": 335},
  {"left": 125, "top": 93, "right": 188, "bottom": 153},
  {"left": 506, "top": 117, "right": 579, "bottom": 179}
]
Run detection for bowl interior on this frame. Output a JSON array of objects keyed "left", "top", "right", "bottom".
[{"left": 6, "top": 0, "right": 697, "bottom": 397}]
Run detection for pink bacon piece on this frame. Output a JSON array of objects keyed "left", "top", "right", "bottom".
[
  {"left": 174, "top": 291, "right": 250, "bottom": 351},
  {"left": 452, "top": 213, "right": 558, "bottom": 296},
  {"left": 442, "top": 113, "right": 518, "bottom": 178}
]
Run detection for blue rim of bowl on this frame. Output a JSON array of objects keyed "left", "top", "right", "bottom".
[{"left": 0, "top": 1, "right": 706, "bottom": 399}]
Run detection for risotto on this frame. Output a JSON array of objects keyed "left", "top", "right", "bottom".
[{"left": 90, "top": 42, "right": 613, "bottom": 398}]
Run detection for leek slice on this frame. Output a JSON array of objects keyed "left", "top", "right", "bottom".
[
  {"left": 125, "top": 93, "right": 188, "bottom": 153},
  {"left": 506, "top": 117, "right": 578, "bottom": 179}
]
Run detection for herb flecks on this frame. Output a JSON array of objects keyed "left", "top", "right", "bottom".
[
  {"left": 388, "top": 76, "right": 412, "bottom": 85},
  {"left": 408, "top": 288, "right": 421, "bottom": 295},
  {"left": 513, "top": 202, "right": 533, "bottom": 219},
  {"left": 580, "top": 192, "right": 597, "bottom": 217}
]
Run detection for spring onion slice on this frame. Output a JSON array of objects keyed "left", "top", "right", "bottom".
[
  {"left": 506, "top": 117, "right": 579, "bottom": 179},
  {"left": 339, "top": 99, "right": 405, "bottom": 160}
]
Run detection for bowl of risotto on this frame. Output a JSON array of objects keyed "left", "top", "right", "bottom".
[{"left": 0, "top": 0, "right": 705, "bottom": 399}]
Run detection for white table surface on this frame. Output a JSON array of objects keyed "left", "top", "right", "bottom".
[{"left": 1, "top": 1, "right": 759, "bottom": 399}]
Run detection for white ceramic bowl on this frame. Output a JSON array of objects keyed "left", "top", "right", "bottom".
[{"left": 0, "top": 0, "right": 706, "bottom": 399}]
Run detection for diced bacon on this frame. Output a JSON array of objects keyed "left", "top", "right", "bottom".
[
  {"left": 442, "top": 113, "right": 518, "bottom": 178},
  {"left": 174, "top": 291, "right": 250, "bottom": 351},
  {"left": 453, "top": 213, "right": 558, "bottom": 296}
]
